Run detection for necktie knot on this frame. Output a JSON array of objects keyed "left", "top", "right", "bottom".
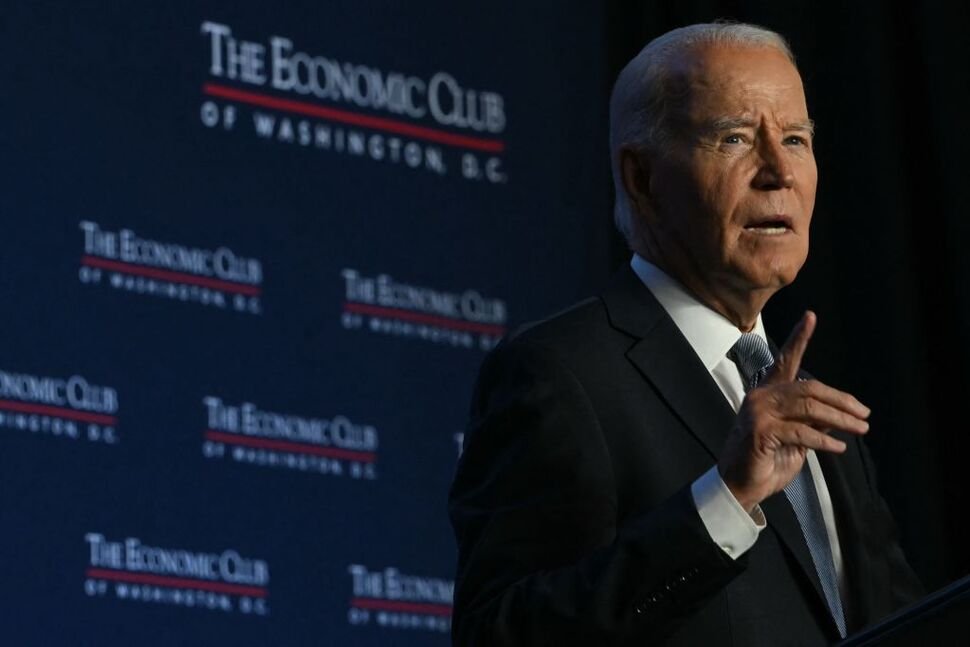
[{"left": 730, "top": 333, "right": 774, "bottom": 389}]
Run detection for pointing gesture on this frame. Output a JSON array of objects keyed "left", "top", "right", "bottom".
[{"left": 718, "top": 311, "right": 871, "bottom": 513}]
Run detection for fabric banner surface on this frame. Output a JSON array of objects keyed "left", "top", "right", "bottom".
[{"left": 0, "top": 1, "right": 612, "bottom": 644}]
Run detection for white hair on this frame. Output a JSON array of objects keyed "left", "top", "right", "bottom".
[{"left": 609, "top": 22, "right": 796, "bottom": 249}]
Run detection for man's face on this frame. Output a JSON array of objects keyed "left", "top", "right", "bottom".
[{"left": 642, "top": 45, "right": 817, "bottom": 307}]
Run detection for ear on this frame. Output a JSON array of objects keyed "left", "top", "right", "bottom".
[{"left": 619, "top": 147, "right": 653, "bottom": 218}]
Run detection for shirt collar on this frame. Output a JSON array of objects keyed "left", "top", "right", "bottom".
[{"left": 630, "top": 254, "right": 768, "bottom": 371}]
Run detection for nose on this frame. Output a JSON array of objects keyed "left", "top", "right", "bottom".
[{"left": 752, "top": 137, "right": 795, "bottom": 190}]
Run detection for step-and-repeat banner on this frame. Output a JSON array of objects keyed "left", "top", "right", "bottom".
[{"left": 0, "top": 2, "right": 611, "bottom": 645}]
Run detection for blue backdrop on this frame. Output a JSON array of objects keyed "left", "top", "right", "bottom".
[{"left": 0, "top": 2, "right": 614, "bottom": 644}]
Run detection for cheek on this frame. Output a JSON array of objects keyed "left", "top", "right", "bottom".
[
  {"left": 658, "top": 158, "right": 740, "bottom": 252},
  {"left": 799, "top": 158, "right": 819, "bottom": 211},
  {"left": 803, "top": 184, "right": 818, "bottom": 216},
  {"left": 700, "top": 176, "right": 744, "bottom": 240},
  {"left": 700, "top": 162, "right": 745, "bottom": 213}
]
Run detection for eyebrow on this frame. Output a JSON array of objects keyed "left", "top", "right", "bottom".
[{"left": 706, "top": 116, "right": 816, "bottom": 137}]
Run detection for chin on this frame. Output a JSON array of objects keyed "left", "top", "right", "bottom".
[
  {"left": 735, "top": 264, "right": 800, "bottom": 294},
  {"left": 762, "top": 251, "right": 806, "bottom": 284},
  {"left": 764, "top": 265, "right": 801, "bottom": 290}
]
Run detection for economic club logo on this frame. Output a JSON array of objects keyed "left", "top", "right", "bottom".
[
  {"left": 84, "top": 533, "right": 270, "bottom": 615},
  {"left": 202, "top": 396, "right": 379, "bottom": 480},
  {"left": 0, "top": 367, "right": 119, "bottom": 445},
  {"left": 347, "top": 563, "right": 453, "bottom": 634},
  {"left": 198, "top": 20, "right": 508, "bottom": 184},
  {"left": 340, "top": 268, "right": 507, "bottom": 351},
  {"left": 77, "top": 220, "right": 263, "bottom": 314}
]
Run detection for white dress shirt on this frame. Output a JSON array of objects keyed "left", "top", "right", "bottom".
[{"left": 631, "top": 255, "right": 845, "bottom": 595}]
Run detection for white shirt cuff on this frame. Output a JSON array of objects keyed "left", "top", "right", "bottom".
[{"left": 690, "top": 466, "right": 766, "bottom": 559}]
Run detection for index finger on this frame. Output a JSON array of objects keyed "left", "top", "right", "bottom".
[{"left": 766, "top": 310, "right": 816, "bottom": 384}]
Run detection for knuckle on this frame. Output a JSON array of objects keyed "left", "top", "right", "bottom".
[
  {"left": 756, "top": 433, "right": 778, "bottom": 453},
  {"left": 751, "top": 413, "right": 775, "bottom": 438},
  {"left": 840, "top": 393, "right": 858, "bottom": 410},
  {"left": 767, "top": 389, "right": 782, "bottom": 406}
]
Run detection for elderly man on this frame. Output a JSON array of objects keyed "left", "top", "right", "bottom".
[{"left": 448, "top": 22, "right": 922, "bottom": 646}]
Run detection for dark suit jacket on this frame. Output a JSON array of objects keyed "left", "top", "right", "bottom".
[{"left": 448, "top": 266, "right": 922, "bottom": 646}]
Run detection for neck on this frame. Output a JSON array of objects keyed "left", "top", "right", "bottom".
[{"left": 638, "top": 251, "right": 772, "bottom": 331}]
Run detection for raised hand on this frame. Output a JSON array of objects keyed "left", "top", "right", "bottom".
[{"left": 718, "top": 311, "right": 871, "bottom": 513}]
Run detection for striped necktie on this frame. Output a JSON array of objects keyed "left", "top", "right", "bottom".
[{"left": 729, "top": 333, "right": 847, "bottom": 638}]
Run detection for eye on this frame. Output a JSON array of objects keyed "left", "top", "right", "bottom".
[
  {"left": 784, "top": 135, "right": 809, "bottom": 146},
  {"left": 722, "top": 133, "right": 745, "bottom": 145}
]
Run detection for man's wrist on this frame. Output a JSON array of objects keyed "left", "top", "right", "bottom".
[
  {"left": 692, "top": 467, "right": 766, "bottom": 560},
  {"left": 717, "top": 465, "right": 761, "bottom": 515}
]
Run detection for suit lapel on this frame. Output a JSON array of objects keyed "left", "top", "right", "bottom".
[
  {"left": 759, "top": 492, "right": 831, "bottom": 626},
  {"left": 602, "top": 266, "right": 736, "bottom": 460},
  {"left": 626, "top": 321, "right": 737, "bottom": 460},
  {"left": 602, "top": 265, "right": 835, "bottom": 632}
]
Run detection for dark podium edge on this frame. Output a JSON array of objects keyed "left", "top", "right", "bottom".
[{"left": 839, "top": 574, "right": 970, "bottom": 645}]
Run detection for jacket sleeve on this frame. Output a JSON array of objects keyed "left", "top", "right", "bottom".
[{"left": 448, "top": 339, "right": 745, "bottom": 646}]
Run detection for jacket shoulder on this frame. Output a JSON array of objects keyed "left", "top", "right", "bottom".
[{"left": 504, "top": 297, "right": 616, "bottom": 350}]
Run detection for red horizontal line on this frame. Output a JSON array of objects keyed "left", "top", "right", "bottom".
[
  {"left": 203, "top": 82, "right": 506, "bottom": 154},
  {"left": 204, "top": 430, "right": 376, "bottom": 464},
  {"left": 343, "top": 302, "right": 506, "bottom": 336},
  {"left": 351, "top": 597, "right": 452, "bottom": 617},
  {"left": 81, "top": 255, "right": 262, "bottom": 297},
  {"left": 0, "top": 398, "right": 117, "bottom": 425},
  {"left": 86, "top": 567, "right": 267, "bottom": 598}
]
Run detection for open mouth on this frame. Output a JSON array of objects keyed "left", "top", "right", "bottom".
[{"left": 744, "top": 216, "right": 792, "bottom": 236}]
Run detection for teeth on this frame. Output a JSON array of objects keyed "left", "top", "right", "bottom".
[{"left": 749, "top": 227, "right": 788, "bottom": 235}]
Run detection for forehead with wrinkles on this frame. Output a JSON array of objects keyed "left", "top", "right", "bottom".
[{"left": 662, "top": 45, "right": 812, "bottom": 138}]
